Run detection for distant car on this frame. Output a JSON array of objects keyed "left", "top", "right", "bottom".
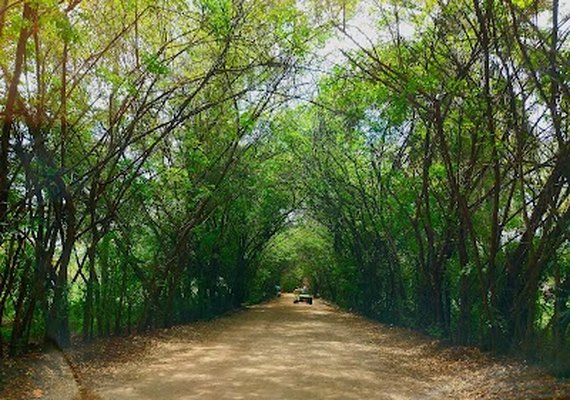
[{"left": 293, "top": 288, "right": 313, "bottom": 305}]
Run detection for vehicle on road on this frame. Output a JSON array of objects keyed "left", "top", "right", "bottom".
[{"left": 293, "top": 287, "right": 313, "bottom": 305}]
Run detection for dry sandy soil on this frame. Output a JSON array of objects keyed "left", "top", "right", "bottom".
[{"left": 2, "top": 294, "right": 570, "bottom": 399}]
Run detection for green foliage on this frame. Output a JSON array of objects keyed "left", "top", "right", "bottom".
[
  {"left": 142, "top": 52, "right": 170, "bottom": 75},
  {"left": 255, "top": 222, "right": 335, "bottom": 298},
  {"left": 0, "top": 0, "right": 568, "bottom": 380},
  {"left": 0, "top": 0, "right": 332, "bottom": 352},
  {"left": 261, "top": 0, "right": 570, "bottom": 376}
]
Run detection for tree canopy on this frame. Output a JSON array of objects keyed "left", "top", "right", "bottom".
[{"left": 0, "top": 0, "right": 569, "bottom": 376}]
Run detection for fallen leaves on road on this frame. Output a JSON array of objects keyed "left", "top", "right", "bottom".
[{"left": 1, "top": 302, "right": 569, "bottom": 400}]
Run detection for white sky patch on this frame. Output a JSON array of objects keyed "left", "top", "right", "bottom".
[
  {"left": 536, "top": 0, "right": 570, "bottom": 30},
  {"left": 317, "top": 1, "right": 381, "bottom": 69},
  {"left": 291, "top": 1, "right": 384, "bottom": 102},
  {"left": 314, "top": 0, "right": 570, "bottom": 72},
  {"left": 292, "top": 0, "right": 570, "bottom": 106},
  {"left": 294, "top": 0, "right": 421, "bottom": 98},
  {"left": 316, "top": 0, "right": 420, "bottom": 71}
]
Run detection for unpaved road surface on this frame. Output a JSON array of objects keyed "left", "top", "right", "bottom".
[{"left": 76, "top": 294, "right": 568, "bottom": 400}]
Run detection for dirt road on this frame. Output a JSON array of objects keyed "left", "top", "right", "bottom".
[{"left": 79, "top": 294, "right": 567, "bottom": 400}]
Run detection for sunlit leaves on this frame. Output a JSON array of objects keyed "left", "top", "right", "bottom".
[
  {"left": 142, "top": 52, "right": 170, "bottom": 75},
  {"left": 198, "top": 0, "right": 233, "bottom": 37},
  {"left": 512, "top": 0, "right": 534, "bottom": 9}
]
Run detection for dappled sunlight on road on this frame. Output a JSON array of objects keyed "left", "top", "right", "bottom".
[{"left": 92, "top": 295, "right": 450, "bottom": 399}]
